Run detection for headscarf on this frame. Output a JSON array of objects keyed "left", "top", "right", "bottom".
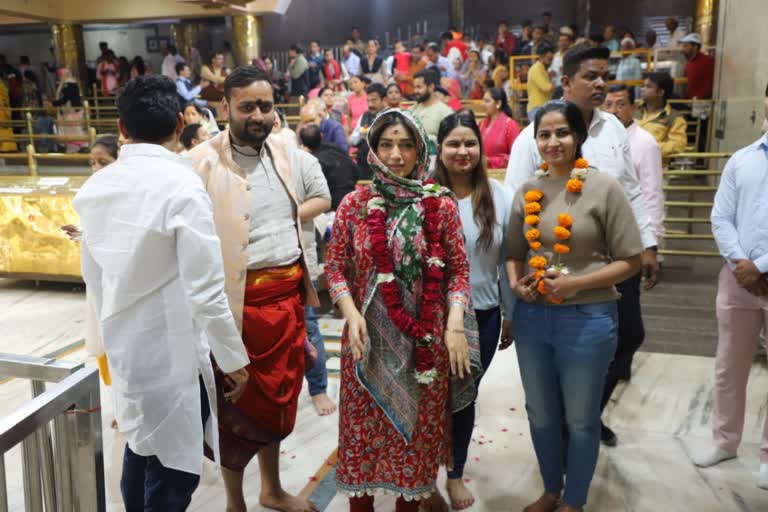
[
  {"left": 366, "top": 109, "right": 451, "bottom": 286},
  {"left": 359, "top": 109, "right": 481, "bottom": 442}
]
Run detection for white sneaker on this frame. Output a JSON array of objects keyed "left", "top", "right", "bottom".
[
  {"left": 692, "top": 446, "right": 737, "bottom": 468},
  {"left": 757, "top": 463, "right": 768, "bottom": 490}
]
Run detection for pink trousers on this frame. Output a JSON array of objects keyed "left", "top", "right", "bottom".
[{"left": 713, "top": 265, "right": 768, "bottom": 462}]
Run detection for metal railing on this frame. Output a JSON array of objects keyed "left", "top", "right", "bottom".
[{"left": 0, "top": 353, "right": 104, "bottom": 512}]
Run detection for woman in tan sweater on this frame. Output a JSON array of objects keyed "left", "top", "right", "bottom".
[{"left": 505, "top": 100, "right": 642, "bottom": 512}]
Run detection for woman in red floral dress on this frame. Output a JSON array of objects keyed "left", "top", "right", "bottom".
[{"left": 325, "top": 109, "right": 481, "bottom": 511}]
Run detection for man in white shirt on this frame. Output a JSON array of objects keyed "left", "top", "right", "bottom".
[
  {"left": 693, "top": 84, "right": 768, "bottom": 490},
  {"left": 161, "top": 45, "right": 185, "bottom": 81},
  {"left": 426, "top": 42, "right": 458, "bottom": 79},
  {"left": 505, "top": 46, "right": 660, "bottom": 446},
  {"left": 74, "top": 75, "right": 249, "bottom": 511},
  {"left": 665, "top": 17, "right": 688, "bottom": 48},
  {"left": 601, "top": 82, "right": 665, "bottom": 443},
  {"left": 342, "top": 44, "right": 361, "bottom": 77}
]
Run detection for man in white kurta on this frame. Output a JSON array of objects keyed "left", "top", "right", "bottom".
[{"left": 74, "top": 75, "right": 249, "bottom": 511}]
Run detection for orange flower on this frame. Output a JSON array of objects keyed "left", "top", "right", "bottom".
[
  {"left": 525, "top": 229, "right": 541, "bottom": 242},
  {"left": 525, "top": 214, "right": 540, "bottom": 226},
  {"left": 557, "top": 213, "right": 573, "bottom": 228},
  {"left": 529, "top": 255, "right": 548, "bottom": 270},
  {"left": 547, "top": 295, "right": 564, "bottom": 304},
  {"left": 553, "top": 226, "right": 571, "bottom": 240},
  {"left": 534, "top": 270, "right": 546, "bottom": 280},
  {"left": 539, "top": 162, "right": 549, "bottom": 171},
  {"left": 553, "top": 243, "right": 571, "bottom": 254},
  {"left": 524, "top": 202, "right": 542, "bottom": 215},
  {"left": 537, "top": 279, "right": 547, "bottom": 295},
  {"left": 524, "top": 189, "right": 544, "bottom": 203},
  {"left": 566, "top": 179, "right": 583, "bottom": 193},
  {"left": 529, "top": 241, "right": 542, "bottom": 251},
  {"left": 574, "top": 157, "right": 589, "bottom": 169}
]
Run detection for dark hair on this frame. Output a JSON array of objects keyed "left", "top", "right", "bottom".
[
  {"left": 434, "top": 112, "right": 497, "bottom": 250},
  {"left": 366, "top": 83, "right": 387, "bottom": 99},
  {"left": 497, "top": 19, "right": 509, "bottom": 27},
  {"left": 765, "top": 81, "right": 768, "bottom": 97},
  {"left": 175, "top": 62, "right": 188, "bottom": 75},
  {"left": 412, "top": 44, "right": 425, "bottom": 52},
  {"left": 169, "top": 45, "right": 178, "bottom": 55},
  {"left": 224, "top": 65, "right": 273, "bottom": 101},
  {"left": 368, "top": 112, "right": 420, "bottom": 168},
  {"left": 310, "top": 40, "right": 320, "bottom": 46},
  {"left": 486, "top": 87, "right": 515, "bottom": 118},
  {"left": 132, "top": 56, "right": 146, "bottom": 76},
  {"left": 92, "top": 134, "right": 119, "bottom": 159},
  {"left": 426, "top": 43, "right": 441, "bottom": 53},
  {"left": 542, "top": 11, "right": 552, "bottom": 17},
  {"left": 521, "top": 19, "right": 532, "bottom": 28},
  {"left": 299, "top": 123, "right": 323, "bottom": 151},
  {"left": 360, "top": 75, "right": 372, "bottom": 85},
  {"left": 180, "top": 123, "right": 203, "bottom": 149},
  {"left": 533, "top": 101, "right": 588, "bottom": 160},
  {"left": 493, "top": 48, "right": 508, "bottom": 64},
  {"left": 533, "top": 25, "right": 546, "bottom": 33},
  {"left": 645, "top": 72, "right": 674, "bottom": 103},
  {"left": 608, "top": 83, "right": 635, "bottom": 103},
  {"left": 536, "top": 45, "right": 554, "bottom": 57},
  {"left": 274, "top": 107, "right": 289, "bottom": 128},
  {"left": 183, "top": 102, "right": 203, "bottom": 116},
  {"left": 117, "top": 75, "right": 180, "bottom": 142},
  {"left": 414, "top": 68, "right": 440, "bottom": 88},
  {"left": 20, "top": 56, "right": 31, "bottom": 65},
  {"left": 318, "top": 86, "right": 334, "bottom": 98},
  {"left": 23, "top": 70, "right": 37, "bottom": 82},
  {"left": 289, "top": 44, "right": 302, "bottom": 54},
  {"left": 441, "top": 31, "right": 453, "bottom": 42},
  {"left": 386, "top": 83, "right": 401, "bottom": 94},
  {"left": 562, "top": 46, "right": 610, "bottom": 78}
]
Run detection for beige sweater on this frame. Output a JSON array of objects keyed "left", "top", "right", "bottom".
[{"left": 507, "top": 169, "right": 643, "bottom": 305}]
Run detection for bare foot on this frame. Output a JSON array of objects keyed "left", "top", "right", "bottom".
[
  {"left": 446, "top": 477, "right": 475, "bottom": 510},
  {"left": 259, "top": 490, "right": 318, "bottom": 512},
  {"left": 420, "top": 491, "right": 449, "bottom": 512},
  {"left": 523, "top": 492, "right": 560, "bottom": 512},
  {"left": 311, "top": 393, "right": 337, "bottom": 416}
]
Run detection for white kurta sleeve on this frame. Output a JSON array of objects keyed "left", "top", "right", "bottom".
[{"left": 169, "top": 181, "right": 249, "bottom": 374}]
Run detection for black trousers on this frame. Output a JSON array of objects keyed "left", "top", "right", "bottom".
[{"left": 601, "top": 273, "right": 645, "bottom": 411}]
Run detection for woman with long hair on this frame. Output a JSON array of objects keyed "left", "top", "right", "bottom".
[
  {"left": 426, "top": 112, "right": 513, "bottom": 510},
  {"left": 479, "top": 87, "right": 521, "bottom": 168},
  {"left": 325, "top": 109, "right": 481, "bottom": 511},
  {"left": 182, "top": 102, "right": 219, "bottom": 137},
  {"left": 506, "top": 101, "right": 642, "bottom": 512},
  {"left": 386, "top": 83, "right": 403, "bottom": 109}
]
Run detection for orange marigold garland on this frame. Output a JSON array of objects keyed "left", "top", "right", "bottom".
[{"left": 522, "top": 159, "right": 588, "bottom": 304}]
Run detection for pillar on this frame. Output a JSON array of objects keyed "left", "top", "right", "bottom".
[
  {"left": 171, "top": 22, "right": 202, "bottom": 62},
  {"left": 694, "top": 0, "right": 718, "bottom": 48},
  {"left": 232, "top": 15, "right": 262, "bottom": 68},
  {"left": 51, "top": 23, "right": 87, "bottom": 90},
  {"left": 450, "top": 0, "right": 464, "bottom": 31}
]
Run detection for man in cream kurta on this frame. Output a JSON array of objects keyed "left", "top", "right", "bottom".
[
  {"left": 75, "top": 75, "right": 249, "bottom": 512},
  {"left": 189, "top": 66, "right": 320, "bottom": 512}
]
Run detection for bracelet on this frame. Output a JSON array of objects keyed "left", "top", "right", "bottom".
[{"left": 447, "top": 328, "right": 465, "bottom": 334}]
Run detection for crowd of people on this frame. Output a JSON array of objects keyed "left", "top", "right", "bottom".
[
  {"left": 1, "top": 13, "right": 716, "bottom": 161},
  {"left": 2, "top": 10, "right": 763, "bottom": 512}
]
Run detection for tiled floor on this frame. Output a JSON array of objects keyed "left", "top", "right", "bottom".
[{"left": 2, "top": 278, "right": 768, "bottom": 511}]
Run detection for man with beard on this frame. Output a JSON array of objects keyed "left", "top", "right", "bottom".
[
  {"left": 189, "top": 66, "right": 320, "bottom": 512},
  {"left": 505, "top": 46, "right": 660, "bottom": 449},
  {"left": 411, "top": 68, "right": 454, "bottom": 153}
]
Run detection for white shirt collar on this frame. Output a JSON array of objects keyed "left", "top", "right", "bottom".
[{"left": 118, "top": 143, "right": 181, "bottom": 161}]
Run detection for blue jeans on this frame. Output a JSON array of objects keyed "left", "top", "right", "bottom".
[
  {"left": 121, "top": 379, "right": 209, "bottom": 511},
  {"left": 304, "top": 286, "right": 328, "bottom": 396},
  {"left": 513, "top": 301, "right": 618, "bottom": 508},
  {"left": 447, "top": 307, "right": 501, "bottom": 479}
]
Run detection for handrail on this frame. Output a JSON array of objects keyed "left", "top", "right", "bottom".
[{"left": 0, "top": 353, "right": 104, "bottom": 512}]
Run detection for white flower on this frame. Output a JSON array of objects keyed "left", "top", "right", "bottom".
[
  {"left": 368, "top": 197, "right": 386, "bottom": 212},
  {"left": 422, "top": 183, "right": 442, "bottom": 197},
  {"left": 415, "top": 368, "right": 438, "bottom": 384},
  {"left": 535, "top": 169, "right": 548, "bottom": 179},
  {"left": 376, "top": 273, "right": 395, "bottom": 284},
  {"left": 547, "top": 264, "right": 571, "bottom": 275},
  {"left": 426, "top": 257, "right": 445, "bottom": 268},
  {"left": 571, "top": 168, "right": 587, "bottom": 180}
]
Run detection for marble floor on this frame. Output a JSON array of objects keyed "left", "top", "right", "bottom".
[{"left": 1, "top": 278, "right": 768, "bottom": 511}]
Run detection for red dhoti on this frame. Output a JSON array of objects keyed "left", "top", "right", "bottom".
[{"left": 207, "top": 263, "right": 306, "bottom": 471}]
